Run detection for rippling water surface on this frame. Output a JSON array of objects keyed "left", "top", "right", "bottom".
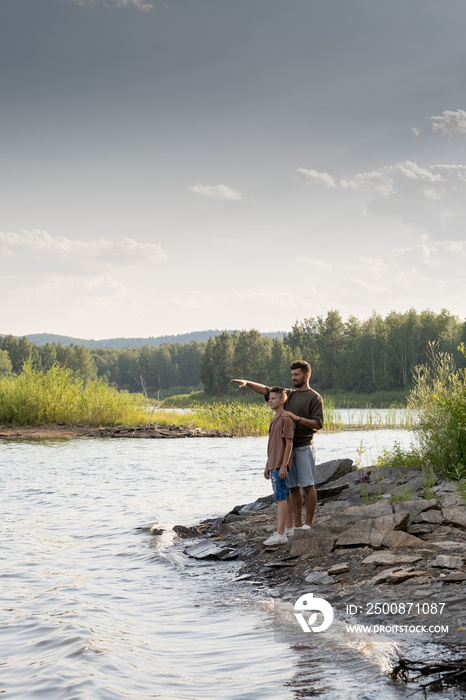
[{"left": 0, "top": 431, "right": 444, "bottom": 699}]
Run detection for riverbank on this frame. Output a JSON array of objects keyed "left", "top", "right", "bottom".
[
  {"left": 0, "top": 422, "right": 233, "bottom": 440},
  {"left": 169, "top": 458, "right": 466, "bottom": 688}
]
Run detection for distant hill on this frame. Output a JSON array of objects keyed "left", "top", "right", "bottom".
[{"left": 21, "top": 330, "right": 285, "bottom": 349}]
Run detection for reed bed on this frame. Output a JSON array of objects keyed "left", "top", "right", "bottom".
[
  {"left": 0, "top": 363, "right": 149, "bottom": 426},
  {"left": 187, "top": 401, "right": 413, "bottom": 436}
]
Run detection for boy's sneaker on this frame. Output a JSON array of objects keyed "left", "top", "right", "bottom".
[
  {"left": 285, "top": 526, "right": 295, "bottom": 537},
  {"left": 298, "top": 524, "right": 311, "bottom": 530},
  {"left": 263, "top": 531, "right": 288, "bottom": 546}
]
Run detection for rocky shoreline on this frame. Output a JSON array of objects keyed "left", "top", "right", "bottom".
[
  {"left": 170, "top": 458, "right": 466, "bottom": 663},
  {"left": 0, "top": 423, "right": 232, "bottom": 440}
]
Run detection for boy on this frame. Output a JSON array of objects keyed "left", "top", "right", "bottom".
[{"left": 263, "top": 386, "right": 295, "bottom": 545}]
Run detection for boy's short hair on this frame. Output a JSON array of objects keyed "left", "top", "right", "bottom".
[
  {"left": 269, "top": 386, "right": 287, "bottom": 400},
  {"left": 290, "top": 360, "right": 311, "bottom": 375}
]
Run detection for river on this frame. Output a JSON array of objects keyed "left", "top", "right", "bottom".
[{"left": 0, "top": 430, "right": 456, "bottom": 699}]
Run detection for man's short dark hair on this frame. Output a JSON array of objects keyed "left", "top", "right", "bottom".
[
  {"left": 269, "top": 386, "right": 286, "bottom": 399},
  {"left": 290, "top": 360, "right": 311, "bottom": 375}
]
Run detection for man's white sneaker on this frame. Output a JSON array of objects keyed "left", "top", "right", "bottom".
[
  {"left": 285, "top": 526, "right": 295, "bottom": 537},
  {"left": 298, "top": 524, "right": 311, "bottom": 530},
  {"left": 263, "top": 531, "right": 288, "bottom": 545}
]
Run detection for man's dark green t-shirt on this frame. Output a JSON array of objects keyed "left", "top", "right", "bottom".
[{"left": 265, "top": 387, "right": 324, "bottom": 447}]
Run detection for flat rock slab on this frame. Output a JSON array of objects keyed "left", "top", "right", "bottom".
[
  {"left": 430, "top": 555, "right": 464, "bottom": 569},
  {"left": 335, "top": 512, "right": 410, "bottom": 548},
  {"left": 328, "top": 563, "right": 350, "bottom": 575},
  {"left": 369, "top": 567, "right": 423, "bottom": 585},
  {"left": 362, "top": 552, "right": 423, "bottom": 566},
  {"left": 440, "top": 572, "right": 466, "bottom": 582}
]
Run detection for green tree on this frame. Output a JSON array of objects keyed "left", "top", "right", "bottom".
[
  {"left": 0, "top": 349, "right": 12, "bottom": 376},
  {"left": 199, "top": 332, "right": 235, "bottom": 394}
]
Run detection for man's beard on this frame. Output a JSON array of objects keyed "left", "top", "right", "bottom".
[{"left": 293, "top": 378, "right": 305, "bottom": 388}]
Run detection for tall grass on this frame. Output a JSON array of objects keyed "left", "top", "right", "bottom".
[
  {"left": 407, "top": 343, "right": 466, "bottom": 480},
  {"left": 191, "top": 402, "right": 270, "bottom": 436},
  {"left": 0, "top": 361, "right": 149, "bottom": 426},
  {"left": 188, "top": 399, "right": 411, "bottom": 436}
]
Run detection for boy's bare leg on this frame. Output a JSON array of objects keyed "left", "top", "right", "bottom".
[
  {"left": 285, "top": 494, "right": 294, "bottom": 528},
  {"left": 277, "top": 500, "right": 287, "bottom": 534},
  {"left": 303, "top": 485, "right": 317, "bottom": 526}
]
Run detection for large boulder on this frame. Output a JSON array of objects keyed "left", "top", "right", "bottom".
[{"left": 315, "top": 458, "right": 355, "bottom": 488}]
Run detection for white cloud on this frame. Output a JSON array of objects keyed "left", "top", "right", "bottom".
[
  {"left": 188, "top": 183, "right": 243, "bottom": 200},
  {"left": 341, "top": 160, "right": 442, "bottom": 195},
  {"left": 348, "top": 258, "right": 387, "bottom": 277},
  {"left": 0, "top": 229, "right": 167, "bottom": 265},
  {"left": 292, "top": 255, "right": 333, "bottom": 270},
  {"left": 173, "top": 291, "right": 216, "bottom": 309},
  {"left": 410, "top": 127, "right": 421, "bottom": 137},
  {"left": 328, "top": 161, "right": 466, "bottom": 240},
  {"left": 431, "top": 109, "right": 466, "bottom": 136},
  {"left": 69, "top": 0, "right": 153, "bottom": 11},
  {"left": 296, "top": 168, "right": 336, "bottom": 188}
]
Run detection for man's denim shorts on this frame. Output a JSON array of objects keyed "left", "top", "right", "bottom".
[
  {"left": 270, "top": 468, "right": 290, "bottom": 501},
  {"left": 288, "top": 444, "right": 316, "bottom": 488}
]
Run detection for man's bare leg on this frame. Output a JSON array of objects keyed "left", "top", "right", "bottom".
[
  {"left": 277, "top": 500, "right": 287, "bottom": 535},
  {"left": 289, "top": 486, "right": 304, "bottom": 527},
  {"left": 303, "top": 485, "right": 317, "bottom": 526}
]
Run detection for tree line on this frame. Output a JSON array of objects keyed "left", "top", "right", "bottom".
[{"left": 1, "top": 309, "right": 465, "bottom": 397}]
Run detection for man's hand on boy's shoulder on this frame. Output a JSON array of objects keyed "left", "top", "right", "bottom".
[{"left": 285, "top": 410, "right": 300, "bottom": 423}]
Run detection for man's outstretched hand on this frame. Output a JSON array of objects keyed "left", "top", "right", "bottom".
[{"left": 230, "top": 379, "right": 247, "bottom": 388}]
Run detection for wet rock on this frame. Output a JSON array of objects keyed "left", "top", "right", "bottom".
[
  {"left": 173, "top": 524, "right": 205, "bottom": 538},
  {"left": 149, "top": 526, "right": 164, "bottom": 535},
  {"left": 185, "top": 541, "right": 236, "bottom": 560},
  {"left": 229, "top": 495, "right": 274, "bottom": 516},
  {"left": 430, "top": 555, "right": 464, "bottom": 569}
]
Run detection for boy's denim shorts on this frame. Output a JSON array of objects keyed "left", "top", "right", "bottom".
[
  {"left": 270, "top": 468, "right": 289, "bottom": 501},
  {"left": 288, "top": 444, "right": 316, "bottom": 488}
]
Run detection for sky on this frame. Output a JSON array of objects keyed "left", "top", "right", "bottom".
[{"left": 1, "top": 0, "right": 466, "bottom": 339}]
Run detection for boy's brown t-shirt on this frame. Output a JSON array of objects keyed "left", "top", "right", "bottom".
[{"left": 266, "top": 411, "right": 295, "bottom": 471}]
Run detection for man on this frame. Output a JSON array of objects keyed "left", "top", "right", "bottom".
[{"left": 231, "top": 360, "right": 323, "bottom": 529}]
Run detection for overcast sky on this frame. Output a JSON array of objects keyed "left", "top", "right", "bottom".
[{"left": 1, "top": 0, "right": 465, "bottom": 339}]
